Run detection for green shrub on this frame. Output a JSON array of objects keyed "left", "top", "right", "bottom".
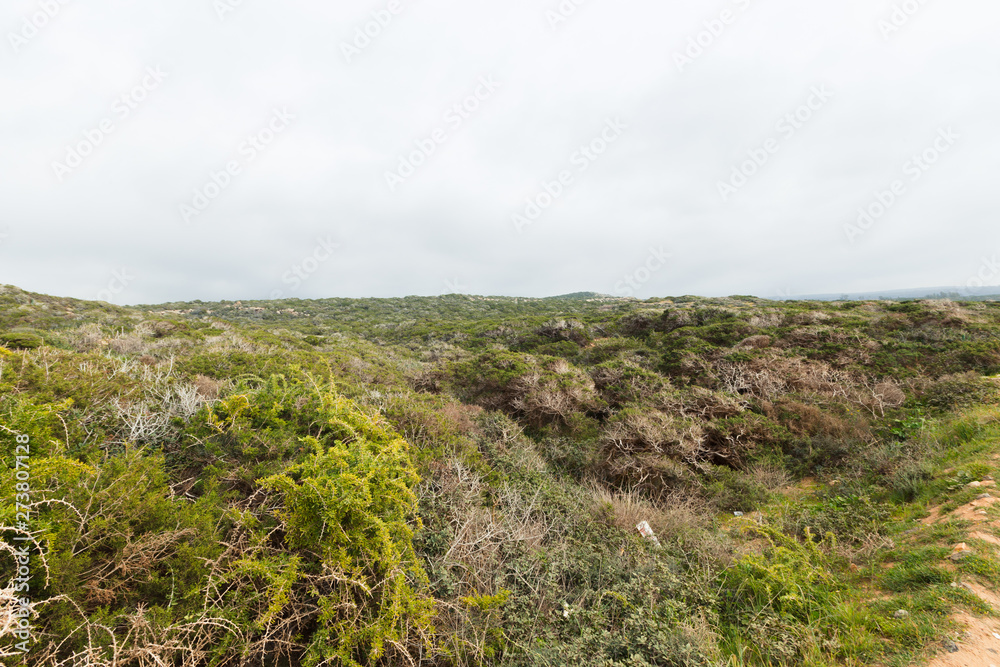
[
  {"left": 532, "top": 339, "right": 581, "bottom": 358},
  {"left": 659, "top": 335, "right": 720, "bottom": 380},
  {"left": 506, "top": 547, "right": 720, "bottom": 666},
  {"left": 537, "top": 432, "right": 600, "bottom": 477},
  {"left": 920, "top": 372, "right": 996, "bottom": 411},
  {"left": 2, "top": 378, "right": 434, "bottom": 667},
  {"left": 718, "top": 524, "right": 843, "bottom": 664},
  {"left": 590, "top": 359, "right": 669, "bottom": 407},
  {"left": 704, "top": 413, "right": 790, "bottom": 468},
  {"left": 703, "top": 466, "right": 770, "bottom": 512},
  {"left": 784, "top": 493, "right": 891, "bottom": 546},
  {"left": 259, "top": 423, "right": 433, "bottom": 666},
  {"left": 0, "top": 330, "right": 44, "bottom": 349},
  {"left": 2, "top": 443, "right": 231, "bottom": 664}
]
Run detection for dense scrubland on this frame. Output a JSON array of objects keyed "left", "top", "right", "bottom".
[{"left": 2, "top": 284, "right": 1000, "bottom": 666}]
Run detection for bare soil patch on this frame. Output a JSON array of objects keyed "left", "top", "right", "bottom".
[{"left": 919, "top": 502, "right": 1000, "bottom": 667}]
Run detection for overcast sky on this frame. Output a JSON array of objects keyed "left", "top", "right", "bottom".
[{"left": 1, "top": 0, "right": 999, "bottom": 305}]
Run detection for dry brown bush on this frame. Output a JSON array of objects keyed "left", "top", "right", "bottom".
[
  {"left": 778, "top": 326, "right": 849, "bottom": 349},
  {"left": 589, "top": 482, "right": 714, "bottom": 539},
  {"left": 149, "top": 320, "right": 179, "bottom": 338},
  {"left": 204, "top": 333, "right": 263, "bottom": 355},
  {"left": 380, "top": 395, "right": 482, "bottom": 456},
  {"left": 28, "top": 611, "right": 244, "bottom": 667},
  {"left": 674, "top": 351, "right": 716, "bottom": 380},
  {"left": 589, "top": 363, "right": 625, "bottom": 391},
  {"left": 474, "top": 411, "right": 548, "bottom": 472},
  {"left": 747, "top": 311, "right": 783, "bottom": 328},
  {"left": 659, "top": 309, "right": 695, "bottom": 331},
  {"left": 536, "top": 318, "right": 589, "bottom": 344},
  {"left": 450, "top": 353, "right": 599, "bottom": 426},
  {"left": 68, "top": 323, "right": 105, "bottom": 352},
  {"left": 872, "top": 381, "right": 906, "bottom": 408},
  {"left": 825, "top": 375, "right": 908, "bottom": 417},
  {"left": 702, "top": 414, "right": 784, "bottom": 468},
  {"left": 775, "top": 400, "right": 855, "bottom": 438},
  {"left": 193, "top": 375, "right": 221, "bottom": 399},
  {"left": 440, "top": 401, "right": 482, "bottom": 435},
  {"left": 109, "top": 334, "right": 148, "bottom": 356},
  {"left": 588, "top": 484, "right": 710, "bottom": 541},
  {"left": 601, "top": 452, "right": 700, "bottom": 498},
  {"left": 412, "top": 369, "right": 446, "bottom": 393},
  {"left": 746, "top": 462, "right": 792, "bottom": 491},
  {"left": 419, "top": 342, "right": 467, "bottom": 364},
  {"left": 597, "top": 388, "right": 759, "bottom": 495},
  {"left": 508, "top": 363, "right": 598, "bottom": 427},
  {"left": 421, "top": 459, "right": 552, "bottom": 588},
  {"left": 736, "top": 334, "right": 773, "bottom": 349},
  {"left": 664, "top": 386, "right": 746, "bottom": 420},
  {"left": 716, "top": 359, "right": 787, "bottom": 399},
  {"left": 602, "top": 410, "right": 705, "bottom": 462},
  {"left": 665, "top": 386, "right": 741, "bottom": 419},
  {"left": 77, "top": 530, "right": 196, "bottom": 607},
  {"left": 715, "top": 351, "right": 860, "bottom": 402}
]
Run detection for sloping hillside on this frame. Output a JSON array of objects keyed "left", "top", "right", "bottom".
[{"left": 2, "top": 285, "right": 1000, "bottom": 666}]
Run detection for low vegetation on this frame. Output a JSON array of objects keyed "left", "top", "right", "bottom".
[{"left": 2, "top": 284, "right": 1000, "bottom": 665}]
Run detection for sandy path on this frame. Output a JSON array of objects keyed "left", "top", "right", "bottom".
[{"left": 922, "top": 491, "right": 1000, "bottom": 667}]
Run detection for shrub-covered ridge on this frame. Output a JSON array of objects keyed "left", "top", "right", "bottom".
[{"left": 2, "top": 285, "right": 1000, "bottom": 665}]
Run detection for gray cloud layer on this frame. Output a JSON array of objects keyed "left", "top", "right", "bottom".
[{"left": 1, "top": 0, "right": 999, "bottom": 304}]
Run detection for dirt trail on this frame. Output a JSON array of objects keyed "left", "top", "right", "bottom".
[
  {"left": 924, "top": 610, "right": 1000, "bottom": 667},
  {"left": 923, "top": 489, "right": 1000, "bottom": 667}
]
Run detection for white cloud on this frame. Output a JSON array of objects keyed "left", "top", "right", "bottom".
[{"left": 1, "top": 0, "right": 999, "bottom": 303}]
